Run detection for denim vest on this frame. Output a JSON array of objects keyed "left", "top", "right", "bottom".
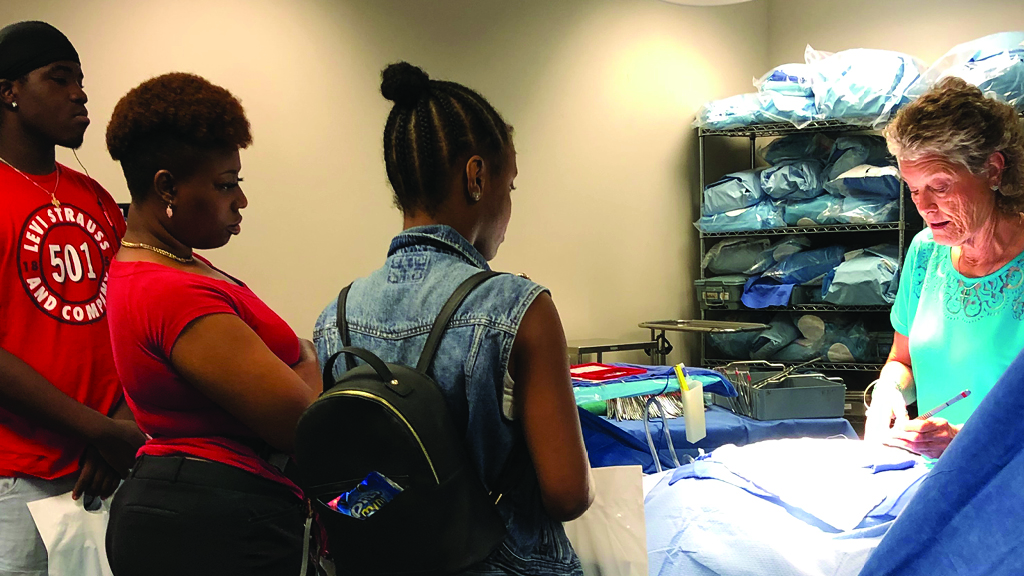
[{"left": 313, "top": 225, "right": 581, "bottom": 573}]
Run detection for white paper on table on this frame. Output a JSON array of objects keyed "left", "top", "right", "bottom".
[
  {"left": 563, "top": 465, "right": 647, "bottom": 576},
  {"left": 26, "top": 491, "right": 113, "bottom": 576}
]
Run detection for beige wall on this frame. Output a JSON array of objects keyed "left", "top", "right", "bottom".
[
  {"left": 5, "top": 0, "right": 769, "bottom": 364},
  {"left": 767, "top": 0, "right": 1024, "bottom": 65}
]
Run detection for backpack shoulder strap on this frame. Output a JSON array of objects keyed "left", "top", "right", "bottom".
[
  {"left": 416, "top": 270, "right": 501, "bottom": 373},
  {"left": 335, "top": 283, "right": 353, "bottom": 371}
]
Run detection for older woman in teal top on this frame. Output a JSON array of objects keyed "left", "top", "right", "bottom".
[{"left": 865, "top": 77, "right": 1024, "bottom": 458}]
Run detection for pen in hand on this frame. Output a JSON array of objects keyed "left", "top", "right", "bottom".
[{"left": 916, "top": 389, "right": 971, "bottom": 421}]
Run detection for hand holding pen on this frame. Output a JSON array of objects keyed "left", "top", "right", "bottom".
[{"left": 884, "top": 389, "right": 969, "bottom": 459}]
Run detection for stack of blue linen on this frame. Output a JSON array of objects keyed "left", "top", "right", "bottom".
[
  {"left": 701, "top": 236, "right": 810, "bottom": 276},
  {"left": 810, "top": 47, "right": 925, "bottom": 127},
  {"left": 822, "top": 244, "right": 900, "bottom": 305},
  {"left": 708, "top": 312, "right": 878, "bottom": 363},
  {"left": 692, "top": 32, "right": 1024, "bottom": 129},
  {"left": 756, "top": 62, "right": 819, "bottom": 128},
  {"left": 923, "top": 31, "right": 1024, "bottom": 112},
  {"left": 695, "top": 169, "right": 785, "bottom": 232},
  {"left": 819, "top": 135, "right": 901, "bottom": 224},
  {"left": 751, "top": 134, "right": 900, "bottom": 227},
  {"left": 757, "top": 133, "right": 838, "bottom": 226}
]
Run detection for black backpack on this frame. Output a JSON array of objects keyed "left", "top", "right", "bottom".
[{"left": 294, "top": 271, "right": 522, "bottom": 576}]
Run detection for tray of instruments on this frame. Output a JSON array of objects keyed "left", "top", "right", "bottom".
[{"left": 711, "top": 360, "right": 846, "bottom": 420}]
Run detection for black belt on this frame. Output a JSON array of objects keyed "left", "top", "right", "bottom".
[{"left": 130, "top": 454, "right": 299, "bottom": 501}]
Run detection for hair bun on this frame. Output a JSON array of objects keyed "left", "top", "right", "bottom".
[{"left": 381, "top": 62, "right": 430, "bottom": 108}]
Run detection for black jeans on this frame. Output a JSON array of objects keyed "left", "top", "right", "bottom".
[{"left": 106, "top": 455, "right": 306, "bottom": 576}]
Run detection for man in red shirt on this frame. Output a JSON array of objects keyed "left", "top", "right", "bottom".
[{"left": 0, "top": 21, "right": 144, "bottom": 575}]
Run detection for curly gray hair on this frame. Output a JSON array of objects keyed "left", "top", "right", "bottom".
[{"left": 884, "top": 77, "right": 1024, "bottom": 215}]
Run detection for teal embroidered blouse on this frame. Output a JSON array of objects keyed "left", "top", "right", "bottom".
[{"left": 891, "top": 229, "right": 1024, "bottom": 425}]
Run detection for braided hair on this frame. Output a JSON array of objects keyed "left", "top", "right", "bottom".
[{"left": 380, "top": 62, "right": 512, "bottom": 215}]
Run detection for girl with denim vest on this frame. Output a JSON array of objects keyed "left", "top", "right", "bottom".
[{"left": 314, "top": 62, "right": 594, "bottom": 575}]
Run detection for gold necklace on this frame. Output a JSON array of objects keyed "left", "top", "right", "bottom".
[
  {"left": 0, "top": 155, "right": 61, "bottom": 207},
  {"left": 120, "top": 240, "right": 195, "bottom": 264}
]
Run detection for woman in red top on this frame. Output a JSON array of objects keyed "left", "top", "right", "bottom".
[{"left": 102, "top": 73, "right": 320, "bottom": 576}]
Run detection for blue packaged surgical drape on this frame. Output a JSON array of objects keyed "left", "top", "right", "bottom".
[
  {"left": 828, "top": 164, "right": 902, "bottom": 199},
  {"left": 761, "top": 245, "right": 845, "bottom": 285},
  {"left": 760, "top": 133, "right": 834, "bottom": 165},
  {"left": 810, "top": 47, "right": 925, "bottom": 126},
  {"left": 756, "top": 63, "right": 817, "bottom": 97},
  {"left": 823, "top": 245, "right": 900, "bottom": 306},
  {"left": 696, "top": 200, "right": 785, "bottom": 233},
  {"left": 925, "top": 31, "right": 1024, "bottom": 112},
  {"left": 760, "top": 160, "right": 825, "bottom": 200},
  {"left": 695, "top": 93, "right": 774, "bottom": 129},
  {"left": 702, "top": 169, "right": 764, "bottom": 215},
  {"left": 822, "top": 135, "right": 891, "bottom": 194},
  {"left": 782, "top": 194, "right": 841, "bottom": 225}
]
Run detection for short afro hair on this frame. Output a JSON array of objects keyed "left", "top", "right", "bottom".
[{"left": 106, "top": 72, "right": 252, "bottom": 201}]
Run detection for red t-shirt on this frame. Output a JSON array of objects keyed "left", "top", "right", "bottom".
[
  {"left": 0, "top": 163, "right": 125, "bottom": 479},
  {"left": 106, "top": 256, "right": 302, "bottom": 496}
]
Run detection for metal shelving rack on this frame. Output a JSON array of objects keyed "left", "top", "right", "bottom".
[
  {"left": 706, "top": 358, "right": 886, "bottom": 373},
  {"left": 701, "top": 222, "right": 900, "bottom": 238},
  {"left": 759, "top": 304, "right": 892, "bottom": 312},
  {"left": 696, "top": 120, "right": 913, "bottom": 374}
]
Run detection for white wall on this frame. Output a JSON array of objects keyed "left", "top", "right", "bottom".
[
  {"left": 767, "top": 0, "right": 1024, "bottom": 65},
  {"left": 5, "top": 0, "right": 769, "bottom": 363}
]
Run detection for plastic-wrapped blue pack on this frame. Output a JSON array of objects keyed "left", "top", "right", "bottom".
[
  {"left": 975, "top": 51, "right": 1024, "bottom": 112},
  {"left": 708, "top": 328, "right": 761, "bottom": 360},
  {"left": 754, "top": 63, "right": 817, "bottom": 97},
  {"left": 825, "top": 196, "right": 898, "bottom": 224},
  {"left": 703, "top": 238, "right": 772, "bottom": 275},
  {"left": 702, "top": 169, "right": 764, "bottom": 215},
  {"left": 781, "top": 314, "right": 874, "bottom": 362},
  {"left": 761, "top": 245, "right": 845, "bottom": 285},
  {"left": 760, "top": 92, "right": 818, "bottom": 129},
  {"left": 824, "top": 320, "right": 871, "bottom": 362},
  {"left": 759, "top": 133, "right": 833, "bottom": 165},
  {"left": 807, "top": 45, "right": 926, "bottom": 127},
  {"left": 695, "top": 200, "right": 784, "bottom": 233},
  {"left": 694, "top": 93, "right": 774, "bottom": 129},
  {"left": 760, "top": 160, "right": 825, "bottom": 200},
  {"left": 711, "top": 312, "right": 877, "bottom": 362},
  {"left": 923, "top": 32, "right": 1024, "bottom": 112},
  {"left": 702, "top": 236, "right": 811, "bottom": 275},
  {"left": 774, "top": 337, "right": 823, "bottom": 362},
  {"left": 822, "top": 245, "right": 899, "bottom": 305},
  {"left": 782, "top": 194, "right": 841, "bottom": 226},
  {"left": 751, "top": 314, "right": 800, "bottom": 360},
  {"left": 821, "top": 135, "right": 890, "bottom": 194},
  {"left": 767, "top": 236, "right": 812, "bottom": 262},
  {"left": 827, "top": 164, "right": 902, "bottom": 199}
]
